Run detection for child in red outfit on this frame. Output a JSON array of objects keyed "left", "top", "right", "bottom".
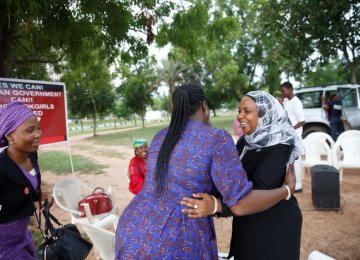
[{"left": 128, "top": 139, "right": 148, "bottom": 194}]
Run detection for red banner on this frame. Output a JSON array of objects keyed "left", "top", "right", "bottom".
[{"left": 0, "top": 78, "right": 68, "bottom": 145}]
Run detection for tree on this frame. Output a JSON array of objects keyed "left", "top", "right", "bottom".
[
  {"left": 117, "top": 58, "right": 157, "bottom": 128},
  {"left": 156, "top": 2, "right": 210, "bottom": 59},
  {"left": 156, "top": 59, "right": 188, "bottom": 107},
  {"left": 0, "top": 0, "right": 175, "bottom": 78},
  {"left": 151, "top": 94, "right": 170, "bottom": 112},
  {"left": 112, "top": 101, "right": 134, "bottom": 128},
  {"left": 62, "top": 54, "right": 115, "bottom": 136},
  {"left": 156, "top": 0, "right": 272, "bottom": 101},
  {"left": 257, "top": 0, "right": 360, "bottom": 83},
  {"left": 302, "top": 59, "right": 350, "bottom": 87}
]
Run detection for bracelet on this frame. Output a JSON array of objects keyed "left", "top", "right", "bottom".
[
  {"left": 211, "top": 195, "right": 218, "bottom": 214},
  {"left": 283, "top": 185, "right": 291, "bottom": 200}
]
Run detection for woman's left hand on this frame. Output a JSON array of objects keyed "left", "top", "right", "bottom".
[
  {"left": 180, "top": 193, "right": 215, "bottom": 218},
  {"left": 41, "top": 192, "right": 54, "bottom": 209},
  {"left": 284, "top": 164, "right": 296, "bottom": 195}
]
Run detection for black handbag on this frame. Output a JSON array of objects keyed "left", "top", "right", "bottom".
[{"left": 34, "top": 199, "right": 93, "bottom": 260}]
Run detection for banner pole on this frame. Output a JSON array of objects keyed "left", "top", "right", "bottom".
[{"left": 66, "top": 140, "right": 76, "bottom": 178}]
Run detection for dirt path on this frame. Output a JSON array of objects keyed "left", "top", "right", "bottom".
[{"left": 38, "top": 132, "right": 360, "bottom": 260}]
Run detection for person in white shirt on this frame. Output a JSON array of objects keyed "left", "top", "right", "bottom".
[{"left": 280, "top": 81, "right": 305, "bottom": 192}]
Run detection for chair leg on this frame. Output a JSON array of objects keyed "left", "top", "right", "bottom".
[
  {"left": 339, "top": 168, "right": 343, "bottom": 182},
  {"left": 301, "top": 165, "right": 305, "bottom": 180}
]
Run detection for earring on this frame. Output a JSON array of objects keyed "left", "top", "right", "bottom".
[{"left": 10, "top": 140, "right": 14, "bottom": 144}]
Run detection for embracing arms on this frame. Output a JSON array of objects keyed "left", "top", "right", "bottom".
[
  {"left": 181, "top": 165, "right": 295, "bottom": 218},
  {"left": 181, "top": 140, "right": 296, "bottom": 218}
]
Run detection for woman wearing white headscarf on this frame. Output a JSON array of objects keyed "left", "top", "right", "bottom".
[{"left": 182, "top": 90, "right": 304, "bottom": 260}]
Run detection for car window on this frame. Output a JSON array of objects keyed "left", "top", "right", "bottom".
[
  {"left": 338, "top": 88, "right": 358, "bottom": 108},
  {"left": 296, "top": 91, "right": 322, "bottom": 108},
  {"left": 324, "top": 91, "right": 337, "bottom": 103}
]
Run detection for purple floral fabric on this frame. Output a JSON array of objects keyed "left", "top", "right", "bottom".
[{"left": 115, "top": 120, "right": 252, "bottom": 259}]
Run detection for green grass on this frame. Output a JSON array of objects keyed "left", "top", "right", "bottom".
[
  {"left": 89, "top": 123, "right": 166, "bottom": 146},
  {"left": 71, "top": 144, "right": 124, "bottom": 158},
  {"left": 30, "top": 228, "right": 43, "bottom": 247},
  {"left": 87, "top": 115, "right": 235, "bottom": 146},
  {"left": 68, "top": 124, "right": 138, "bottom": 137},
  {"left": 67, "top": 118, "right": 171, "bottom": 137},
  {"left": 38, "top": 150, "right": 105, "bottom": 175},
  {"left": 210, "top": 115, "right": 234, "bottom": 132}
]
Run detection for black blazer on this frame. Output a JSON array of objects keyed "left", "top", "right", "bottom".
[{"left": 0, "top": 149, "right": 41, "bottom": 223}]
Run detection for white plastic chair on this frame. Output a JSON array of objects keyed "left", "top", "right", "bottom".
[
  {"left": 218, "top": 252, "right": 233, "bottom": 260},
  {"left": 308, "top": 250, "right": 335, "bottom": 260},
  {"left": 332, "top": 136, "right": 360, "bottom": 181},
  {"left": 53, "top": 178, "right": 118, "bottom": 228},
  {"left": 301, "top": 138, "right": 333, "bottom": 179},
  {"left": 305, "top": 132, "right": 334, "bottom": 153},
  {"left": 337, "top": 130, "right": 360, "bottom": 140},
  {"left": 81, "top": 224, "right": 115, "bottom": 260}
]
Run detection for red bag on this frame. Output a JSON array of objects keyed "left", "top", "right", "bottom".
[{"left": 78, "top": 187, "right": 112, "bottom": 217}]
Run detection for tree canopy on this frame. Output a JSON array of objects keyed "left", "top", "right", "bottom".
[
  {"left": 257, "top": 0, "right": 360, "bottom": 83},
  {"left": 0, "top": 0, "right": 175, "bottom": 78},
  {"left": 2, "top": 0, "right": 359, "bottom": 122}
]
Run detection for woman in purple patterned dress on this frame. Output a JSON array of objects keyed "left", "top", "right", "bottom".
[
  {"left": 115, "top": 83, "right": 296, "bottom": 259},
  {"left": 0, "top": 102, "right": 43, "bottom": 260}
]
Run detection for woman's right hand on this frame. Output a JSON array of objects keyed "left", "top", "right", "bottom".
[{"left": 180, "top": 193, "right": 215, "bottom": 218}]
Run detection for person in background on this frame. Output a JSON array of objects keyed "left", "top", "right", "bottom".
[
  {"left": 280, "top": 81, "right": 305, "bottom": 192},
  {"left": 115, "top": 83, "right": 296, "bottom": 259},
  {"left": 324, "top": 94, "right": 344, "bottom": 141},
  {"left": 0, "top": 101, "right": 43, "bottom": 259},
  {"left": 324, "top": 94, "right": 336, "bottom": 120},
  {"left": 128, "top": 138, "right": 148, "bottom": 195},
  {"left": 181, "top": 91, "right": 303, "bottom": 260}
]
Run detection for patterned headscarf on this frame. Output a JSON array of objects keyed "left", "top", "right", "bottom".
[
  {"left": 0, "top": 101, "right": 35, "bottom": 147},
  {"left": 133, "top": 138, "right": 148, "bottom": 148},
  {"left": 243, "top": 91, "right": 304, "bottom": 163}
]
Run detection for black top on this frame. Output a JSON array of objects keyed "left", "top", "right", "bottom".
[
  {"left": 219, "top": 137, "right": 302, "bottom": 260},
  {"left": 328, "top": 100, "right": 343, "bottom": 119},
  {"left": 0, "top": 149, "right": 41, "bottom": 223}
]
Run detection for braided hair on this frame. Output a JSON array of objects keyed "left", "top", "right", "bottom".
[{"left": 155, "top": 83, "right": 205, "bottom": 194}]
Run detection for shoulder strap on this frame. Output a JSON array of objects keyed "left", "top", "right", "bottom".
[
  {"left": 42, "top": 199, "right": 62, "bottom": 237},
  {"left": 29, "top": 192, "right": 45, "bottom": 239}
]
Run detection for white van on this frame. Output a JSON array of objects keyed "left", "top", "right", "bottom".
[{"left": 294, "top": 84, "right": 360, "bottom": 138}]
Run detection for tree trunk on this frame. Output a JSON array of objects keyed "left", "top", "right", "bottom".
[
  {"left": 92, "top": 113, "right": 97, "bottom": 137},
  {"left": 168, "top": 81, "right": 175, "bottom": 110},
  {"left": 114, "top": 118, "right": 117, "bottom": 129},
  {"left": 212, "top": 108, "right": 217, "bottom": 117},
  {"left": 0, "top": 15, "right": 16, "bottom": 77},
  {"left": 133, "top": 114, "right": 137, "bottom": 127},
  {"left": 141, "top": 112, "right": 146, "bottom": 128},
  {"left": 80, "top": 119, "right": 84, "bottom": 132},
  {"left": 349, "top": 62, "right": 357, "bottom": 83}
]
